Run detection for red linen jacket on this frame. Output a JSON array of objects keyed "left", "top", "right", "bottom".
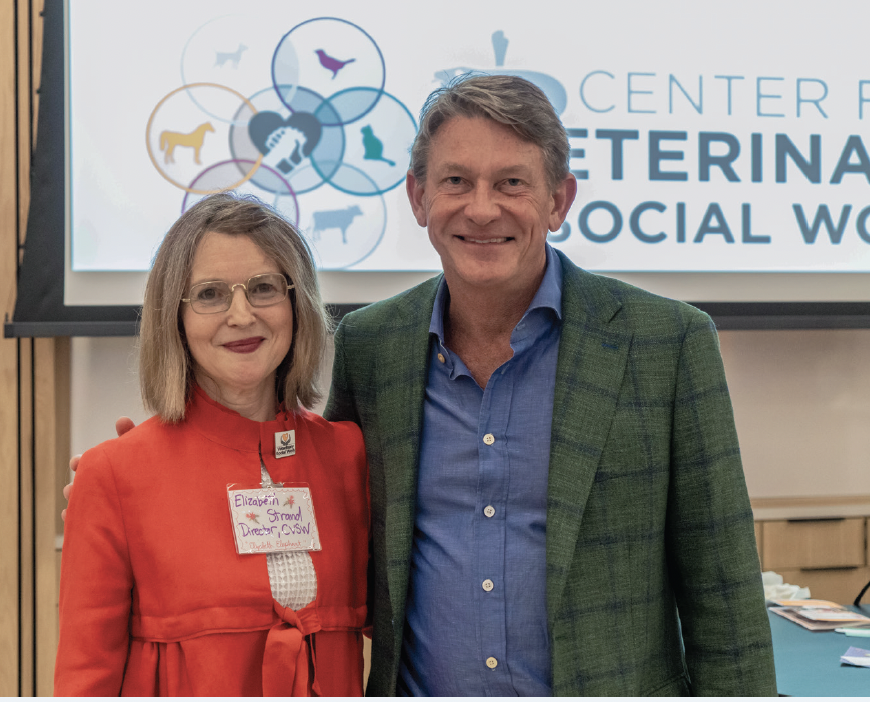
[{"left": 55, "top": 388, "right": 369, "bottom": 696}]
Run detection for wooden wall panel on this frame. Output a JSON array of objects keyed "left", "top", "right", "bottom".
[
  {"left": 762, "top": 519, "right": 866, "bottom": 571},
  {"left": 0, "top": 355, "right": 20, "bottom": 686},
  {"left": 2, "top": 0, "right": 59, "bottom": 695},
  {"left": 19, "top": 341, "right": 35, "bottom": 698},
  {"left": 0, "top": 0, "right": 20, "bottom": 695},
  {"left": 0, "top": 327, "right": 21, "bottom": 697},
  {"left": 34, "top": 337, "right": 67, "bottom": 696},
  {"left": 0, "top": 0, "right": 17, "bottom": 299}
]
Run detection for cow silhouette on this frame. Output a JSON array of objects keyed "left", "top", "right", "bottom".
[{"left": 311, "top": 205, "right": 363, "bottom": 244}]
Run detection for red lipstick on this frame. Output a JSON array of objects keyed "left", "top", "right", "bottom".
[{"left": 222, "top": 337, "right": 264, "bottom": 354}]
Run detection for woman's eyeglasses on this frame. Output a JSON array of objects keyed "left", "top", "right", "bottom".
[{"left": 182, "top": 274, "right": 294, "bottom": 314}]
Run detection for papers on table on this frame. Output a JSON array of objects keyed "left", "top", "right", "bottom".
[
  {"left": 841, "top": 646, "right": 870, "bottom": 668},
  {"left": 770, "top": 599, "right": 870, "bottom": 631}
]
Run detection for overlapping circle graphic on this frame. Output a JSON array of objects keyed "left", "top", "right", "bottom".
[
  {"left": 181, "top": 161, "right": 300, "bottom": 227},
  {"left": 146, "top": 15, "right": 416, "bottom": 269},
  {"left": 272, "top": 18, "right": 386, "bottom": 126},
  {"left": 145, "top": 83, "right": 261, "bottom": 195}
]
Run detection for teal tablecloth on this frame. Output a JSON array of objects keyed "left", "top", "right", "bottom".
[{"left": 768, "top": 607, "right": 870, "bottom": 696}]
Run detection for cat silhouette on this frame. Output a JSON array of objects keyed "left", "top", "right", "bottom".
[{"left": 361, "top": 125, "right": 395, "bottom": 166}]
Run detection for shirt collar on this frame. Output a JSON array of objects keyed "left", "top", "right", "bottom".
[{"left": 428, "top": 244, "right": 563, "bottom": 343}]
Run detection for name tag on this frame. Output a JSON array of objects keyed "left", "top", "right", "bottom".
[{"left": 227, "top": 484, "right": 321, "bottom": 554}]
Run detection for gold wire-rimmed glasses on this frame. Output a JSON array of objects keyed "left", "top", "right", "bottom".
[{"left": 182, "top": 273, "right": 294, "bottom": 314}]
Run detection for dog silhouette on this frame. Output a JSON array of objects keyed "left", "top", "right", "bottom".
[{"left": 215, "top": 44, "right": 247, "bottom": 68}]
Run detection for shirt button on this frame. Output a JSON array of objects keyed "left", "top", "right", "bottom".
[
  {"left": 437, "top": 352, "right": 446, "bottom": 363},
  {"left": 483, "top": 433, "right": 495, "bottom": 445},
  {"left": 484, "top": 505, "right": 495, "bottom": 518},
  {"left": 482, "top": 579, "right": 494, "bottom": 592},
  {"left": 486, "top": 657, "right": 498, "bottom": 669}
]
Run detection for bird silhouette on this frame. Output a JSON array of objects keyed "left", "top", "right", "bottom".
[{"left": 315, "top": 49, "right": 356, "bottom": 79}]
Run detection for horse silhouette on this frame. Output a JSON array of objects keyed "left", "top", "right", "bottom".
[{"left": 159, "top": 122, "right": 214, "bottom": 164}]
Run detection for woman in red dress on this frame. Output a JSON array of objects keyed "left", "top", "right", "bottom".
[{"left": 55, "top": 194, "right": 369, "bottom": 696}]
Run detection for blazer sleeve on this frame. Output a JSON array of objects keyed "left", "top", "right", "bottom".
[
  {"left": 666, "top": 312, "right": 777, "bottom": 696},
  {"left": 324, "top": 319, "right": 361, "bottom": 426},
  {"left": 325, "top": 320, "right": 374, "bottom": 640},
  {"left": 54, "top": 444, "right": 134, "bottom": 695}
]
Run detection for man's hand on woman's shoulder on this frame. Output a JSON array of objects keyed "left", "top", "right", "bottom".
[{"left": 62, "top": 416, "right": 137, "bottom": 521}]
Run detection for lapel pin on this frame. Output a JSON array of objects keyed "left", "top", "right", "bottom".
[{"left": 274, "top": 430, "right": 296, "bottom": 458}]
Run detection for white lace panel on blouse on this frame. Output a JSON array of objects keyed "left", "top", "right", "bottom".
[{"left": 260, "top": 462, "right": 317, "bottom": 610}]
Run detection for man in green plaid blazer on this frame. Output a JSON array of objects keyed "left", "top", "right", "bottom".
[{"left": 325, "top": 75, "right": 775, "bottom": 695}]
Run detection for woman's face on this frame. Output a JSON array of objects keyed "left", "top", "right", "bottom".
[{"left": 182, "top": 231, "right": 293, "bottom": 404}]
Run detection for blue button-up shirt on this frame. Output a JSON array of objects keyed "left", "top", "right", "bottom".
[{"left": 397, "top": 245, "right": 563, "bottom": 696}]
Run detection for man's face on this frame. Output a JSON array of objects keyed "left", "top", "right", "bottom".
[{"left": 407, "top": 116, "right": 576, "bottom": 295}]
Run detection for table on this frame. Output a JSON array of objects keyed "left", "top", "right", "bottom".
[{"left": 768, "top": 607, "right": 870, "bottom": 696}]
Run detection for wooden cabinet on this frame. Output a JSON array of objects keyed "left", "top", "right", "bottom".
[
  {"left": 756, "top": 517, "right": 870, "bottom": 605},
  {"left": 762, "top": 518, "right": 865, "bottom": 570}
]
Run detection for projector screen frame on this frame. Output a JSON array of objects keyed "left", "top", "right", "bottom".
[{"left": 7, "top": 0, "right": 870, "bottom": 338}]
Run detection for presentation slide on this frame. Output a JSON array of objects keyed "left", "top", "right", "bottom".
[{"left": 65, "top": 0, "right": 870, "bottom": 305}]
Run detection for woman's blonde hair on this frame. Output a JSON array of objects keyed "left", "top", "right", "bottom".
[{"left": 139, "top": 193, "right": 331, "bottom": 422}]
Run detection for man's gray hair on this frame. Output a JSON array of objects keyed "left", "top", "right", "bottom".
[{"left": 410, "top": 73, "right": 570, "bottom": 191}]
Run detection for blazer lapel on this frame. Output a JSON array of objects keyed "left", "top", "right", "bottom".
[
  {"left": 546, "top": 254, "right": 632, "bottom": 623},
  {"left": 373, "top": 279, "right": 440, "bottom": 625}
]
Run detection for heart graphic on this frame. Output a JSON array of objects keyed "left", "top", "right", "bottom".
[{"left": 248, "top": 111, "right": 322, "bottom": 159}]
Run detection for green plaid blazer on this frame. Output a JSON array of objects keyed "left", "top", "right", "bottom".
[{"left": 325, "top": 251, "right": 776, "bottom": 696}]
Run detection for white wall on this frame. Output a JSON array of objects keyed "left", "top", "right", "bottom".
[
  {"left": 71, "top": 329, "right": 870, "bottom": 499},
  {"left": 720, "top": 329, "right": 870, "bottom": 498},
  {"left": 70, "top": 337, "right": 148, "bottom": 456}
]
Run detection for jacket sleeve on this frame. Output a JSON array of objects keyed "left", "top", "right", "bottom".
[
  {"left": 324, "top": 319, "right": 361, "bottom": 426},
  {"left": 54, "top": 444, "right": 133, "bottom": 695},
  {"left": 666, "top": 312, "right": 777, "bottom": 696},
  {"left": 325, "top": 319, "right": 374, "bottom": 642}
]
